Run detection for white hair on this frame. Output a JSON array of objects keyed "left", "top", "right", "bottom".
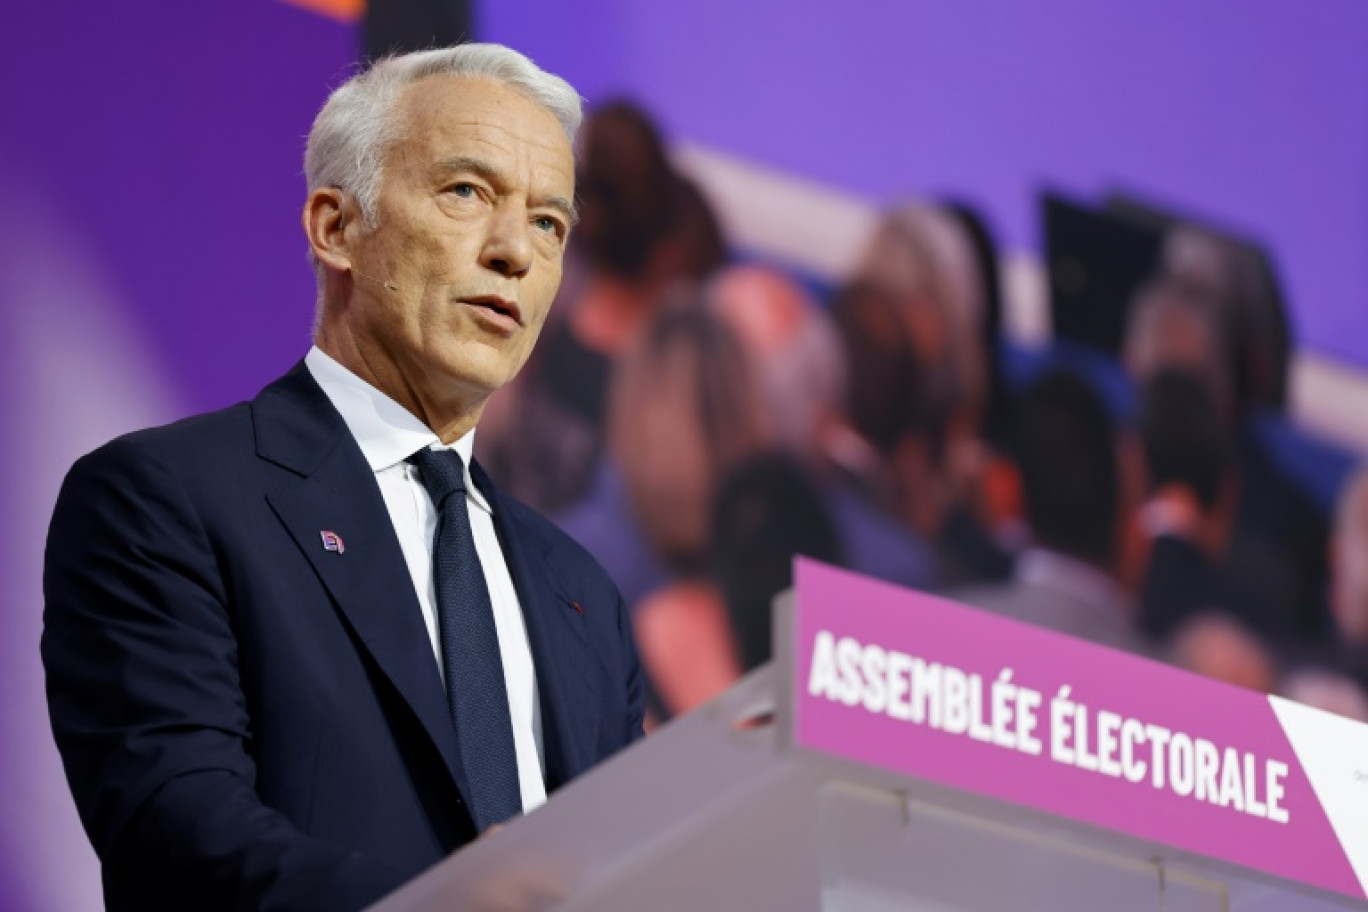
[{"left": 305, "top": 43, "right": 582, "bottom": 226}]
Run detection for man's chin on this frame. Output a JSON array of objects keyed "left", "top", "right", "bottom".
[{"left": 434, "top": 352, "right": 526, "bottom": 399}]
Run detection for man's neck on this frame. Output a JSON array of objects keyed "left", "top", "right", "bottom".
[{"left": 312, "top": 329, "right": 484, "bottom": 445}]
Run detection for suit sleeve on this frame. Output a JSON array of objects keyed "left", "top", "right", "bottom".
[
  {"left": 42, "top": 439, "right": 405, "bottom": 912},
  {"left": 615, "top": 585, "right": 647, "bottom": 744}
]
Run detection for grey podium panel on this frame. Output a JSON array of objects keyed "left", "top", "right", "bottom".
[
  {"left": 370, "top": 667, "right": 1366, "bottom": 912},
  {"left": 817, "top": 782, "right": 1221, "bottom": 912}
]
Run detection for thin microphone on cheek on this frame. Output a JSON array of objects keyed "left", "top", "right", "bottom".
[{"left": 351, "top": 269, "right": 400, "bottom": 293}]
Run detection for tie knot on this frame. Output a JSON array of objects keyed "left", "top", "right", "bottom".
[{"left": 409, "top": 447, "right": 468, "bottom": 507}]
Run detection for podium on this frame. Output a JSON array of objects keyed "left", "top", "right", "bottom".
[{"left": 373, "top": 559, "right": 1368, "bottom": 911}]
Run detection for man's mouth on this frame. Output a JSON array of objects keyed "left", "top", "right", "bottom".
[{"left": 462, "top": 295, "right": 523, "bottom": 327}]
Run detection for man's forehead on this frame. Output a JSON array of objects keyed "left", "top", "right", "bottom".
[{"left": 393, "top": 74, "right": 572, "bottom": 160}]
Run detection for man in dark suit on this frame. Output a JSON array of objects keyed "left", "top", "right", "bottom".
[{"left": 42, "top": 44, "right": 644, "bottom": 912}]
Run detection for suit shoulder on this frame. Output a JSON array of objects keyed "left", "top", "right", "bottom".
[
  {"left": 502, "top": 496, "right": 618, "bottom": 590},
  {"left": 65, "top": 402, "right": 254, "bottom": 487},
  {"left": 503, "top": 495, "right": 599, "bottom": 564}
]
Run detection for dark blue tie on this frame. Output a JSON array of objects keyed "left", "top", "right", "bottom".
[{"left": 408, "top": 447, "right": 522, "bottom": 832}]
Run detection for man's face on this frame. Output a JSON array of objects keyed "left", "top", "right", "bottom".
[{"left": 342, "top": 75, "right": 575, "bottom": 414}]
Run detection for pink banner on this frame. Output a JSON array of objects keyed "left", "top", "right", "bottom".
[{"left": 791, "top": 558, "right": 1366, "bottom": 900}]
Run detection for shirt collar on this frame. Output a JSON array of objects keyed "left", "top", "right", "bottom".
[{"left": 305, "top": 346, "right": 492, "bottom": 514}]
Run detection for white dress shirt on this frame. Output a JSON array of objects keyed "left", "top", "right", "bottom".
[{"left": 305, "top": 346, "right": 547, "bottom": 814}]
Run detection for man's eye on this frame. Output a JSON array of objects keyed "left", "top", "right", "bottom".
[
  {"left": 448, "top": 183, "right": 477, "bottom": 198},
  {"left": 534, "top": 216, "right": 563, "bottom": 236}
]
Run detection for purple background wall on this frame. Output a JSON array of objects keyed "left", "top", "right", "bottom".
[
  {"left": 3, "top": 1, "right": 1366, "bottom": 907},
  {"left": 2, "top": 3, "right": 356, "bottom": 414}
]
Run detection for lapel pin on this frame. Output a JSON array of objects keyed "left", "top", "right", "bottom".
[
  {"left": 571, "top": 601, "right": 584, "bottom": 615},
  {"left": 320, "top": 530, "right": 345, "bottom": 554}
]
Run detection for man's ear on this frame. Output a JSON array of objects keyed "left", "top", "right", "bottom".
[{"left": 303, "top": 188, "right": 359, "bottom": 273}]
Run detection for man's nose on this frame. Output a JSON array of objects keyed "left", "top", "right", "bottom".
[{"left": 480, "top": 204, "right": 533, "bottom": 278}]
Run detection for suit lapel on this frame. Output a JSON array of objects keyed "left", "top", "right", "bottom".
[
  {"left": 253, "top": 365, "right": 472, "bottom": 804},
  {"left": 473, "top": 462, "right": 602, "bottom": 791}
]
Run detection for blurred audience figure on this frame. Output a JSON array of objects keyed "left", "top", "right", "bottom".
[
  {"left": 711, "top": 452, "right": 844, "bottom": 674},
  {"left": 1124, "top": 279, "right": 1235, "bottom": 419},
  {"left": 940, "top": 201, "right": 1017, "bottom": 460},
  {"left": 1169, "top": 613, "right": 1277, "bottom": 693},
  {"left": 1329, "top": 469, "right": 1368, "bottom": 656},
  {"left": 1124, "top": 277, "right": 1330, "bottom": 642},
  {"left": 1291, "top": 470, "right": 1368, "bottom": 697},
  {"left": 1280, "top": 669, "right": 1368, "bottom": 723},
  {"left": 556, "top": 297, "right": 771, "bottom": 722},
  {"left": 708, "top": 264, "right": 935, "bottom": 591},
  {"left": 1270, "top": 468, "right": 1368, "bottom": 720},
  {"left": 663, "top": 175, "right": 728, "bottom": 281},
  {"left": 851, "top": 203, "right": 987, "bottom": 430},
  {"left": 478, "top": 101, "right": 726, "bottom": 513},
  {"left": 632, "top": 579, "right": 741, "bottom": 724},
  {"left": 1162, "top": 225, "right": 1291, "bottom": 412},
  {"left": 707, "top": 266, "right": 842, "bottom": 458},
  {"left": 955, "top": 371, "right": 1151, "bottom": 655},
  {"left": 555, "top": 295, "right": 772, "bottom": 613},
  {"left": 633, "top": 450, "right": 848, "bottom": 720},
  {"left": 1135, "top": 369, "right": 1243, "bottom": 638},
  {"left": 835, "top": 203, "right": 1017, "bottom": 587},
  {"left": 940, "top": 201, "right": 1026, "bottom": 564}
]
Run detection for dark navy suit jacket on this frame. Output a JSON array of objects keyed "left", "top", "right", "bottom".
[{"left": 42, "top": 363, "right": 645, "bottom": 911}]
